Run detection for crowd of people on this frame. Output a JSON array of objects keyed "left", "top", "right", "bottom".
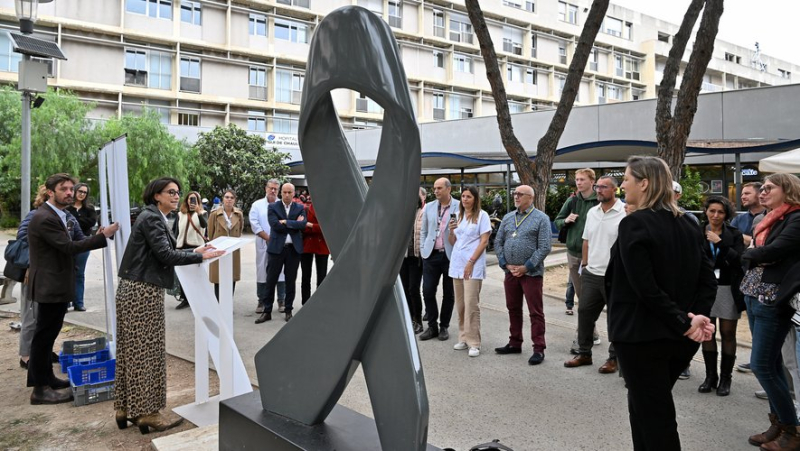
[{"left": 8, "top": 161, "right": 800, "bottom": 449}]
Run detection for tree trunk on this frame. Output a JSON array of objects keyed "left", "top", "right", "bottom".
[
  {"left": 466, "top": 0, "right": 609, "bottom": 210},
  {"left": 656, "top": 0, "right": 724, "bottom": 180}
]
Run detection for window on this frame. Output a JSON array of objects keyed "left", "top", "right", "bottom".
[
  {"left": 433, "top": 51, "right": 444, "bottom": 68},
  {"left": 502, "top": 0, "right": 534, "bottom": 13},
  {"left": 179, "top": 56, "right": 201, "bottom": 92},
  {"left": 148, "top": 99, "right": 170, "bottom": 123},
  {"left": 433, "top": 10, "right": 445, "bottom": 38},
  {"left": 277, "top": 0, "right": 310, "bottom": 8},
  {"left": 657, "top": 32, "right": 669, "bottom": 43},
  {"left": 275, "top": 19, "right": 308, "bottom": 43},
  {"left": 356, "top": 93, "right": 383, "bottom": 114},
  {"left": 248, "top": 111, "right": 266, "bottom": 132},
  {"left": 274, "top": 112, "right": 298, "bottom": 134},
  {"left": 353, "top": 119, "right": 381, "bottom": 130},
  {"left": 276, "top": 69, "right": 303, "bottom": 104},
  {"left": 177, "top": 102, "right": 200, "bottom": 126},
  {"left": 507, "top": 64, "right": 522, "bottom": 82},
  {"left": 453, "top": 54, "right": 472, "bottom": 73},
  {"left": 249, "top": 67, "right": 267, "bottom": 100},
  {"left": 614, "top": 54, "right": 623, "bottom": 77},
  {"left": 508, "top": 102, "right": 525, "bottom": 114},
  {"left": 597, "top": 83, "right": 606, "bottom": 104},
  {"left": 0, "top": 32, "right": 22, "bottom": 73},
  {"left": 531, "top": 35, "right": 537, "bottom": 58},
  {"left": 148, "top": 51, "right": 171, "bottom": 89},
  {"left": 559, "top": 2, "right": 577, "bottom": 24},
  {"left": 624, "top": 22, "right": 633, "bottom": 40},
  {"left": 358, "top": 0, "right": 383, "bottom": 14},
  {"left": 589, "top": 49, "right": 598, "bottom": 71},
  {"left": 502, "top": 27, "right": 523, "bottom": 55},
  {"left": 388, "top": 1, "right": 402, "bottom": 28},
  {"left": 124, "top": 49, "right": 147, "bottom": 86},
  {"left": 525, "top": 68, "right": 536, "bottom": 84},
  {"left": 126, "top": 0, "right": 172, "bottom": 19},
  {"left": 449, "top": 15, "right": 473, "bottom": 44},
  {"left": 556, "top": 74, "right": 566, "bottom": 96},
  {"left": 624, "top": 57, "right": 640, "bottom": 80},
  {"left": 632, "top": 89, "right": 643, "bottom": 101},
  {"left": 779, "top": 69, "right": 791, "bottom": 79},
  {"left": 449, "top": 94, "right": 473, "bottom": 119},
  {"left": 181, "top": 1, "right": 201, "bottom": 25},
  {"left": 725, "top": 52, "right": 742, "bottom": 64},
  {"left": 608, "top": 85, "right": 622, "bottom": 100},
  {"left": 604, "top": 17, "right": 623, "bottom": 37},
  {"left": 432, "top": 92, "right": 445, "bottom": 120},
  {"left": 558, "top": 46, "right": 567, "bottom": 65},
  {"left": 249, "top": 14, "right": 267, "bottom": 37}
]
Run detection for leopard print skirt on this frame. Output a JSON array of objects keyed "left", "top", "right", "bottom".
[{"left": 113, "top": 278, "right": 166, "bottom": 418}]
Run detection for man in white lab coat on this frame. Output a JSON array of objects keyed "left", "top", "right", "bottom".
[{"left": 249, "top": 179, "right": 286, "bottom": 314}]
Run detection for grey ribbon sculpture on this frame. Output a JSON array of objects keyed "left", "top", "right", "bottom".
[{"left": 254, "top": 6, "right": 429, "bottom": 450}]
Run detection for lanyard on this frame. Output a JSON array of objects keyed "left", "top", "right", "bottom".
[
  {"left": 511, "top": 208, "right": 533, "bottom": 237},
  {"left": 436, "top": 203, "right": 450, "bottom": 237},
  {"left": 708, "top": 241, "right": 719, "bottom": 262}
]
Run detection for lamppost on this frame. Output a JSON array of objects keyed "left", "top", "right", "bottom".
[{"left": 10, "top": 0, "right": 66, "bottom": 219}]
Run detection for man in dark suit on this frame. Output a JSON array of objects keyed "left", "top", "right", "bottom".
[
  {"left": 256, "top": 182, "right": 309, "bottom": 323},
  {"left": 27, "top": 173, "right": 118, "bottom": 404}
]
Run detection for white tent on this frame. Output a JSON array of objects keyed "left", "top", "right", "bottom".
[{"left": 759, "top": 148, "right": 800, "bottom": 173}]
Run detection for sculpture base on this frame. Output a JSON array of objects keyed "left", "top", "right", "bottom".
[{"left": 219, "top": 391, "right": 441, "bottom": 451}]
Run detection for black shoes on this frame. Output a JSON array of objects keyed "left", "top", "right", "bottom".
[
  {"left": 175, "top": 299, "right": 190, "bottom": 310},
  {"left": 528, "top": 352, "right": 545, "bottom": 365},
  {"left": 73, "top": 306, "right": 86, "bottom": 312},
  {"left": 438, "top": 328, "right": 449, "bottom": 341},
  {"left": 20, "top": 359, "right": 28, "bottom": 369},
  {"left": 51, "top": 352, "right": 59, "bottom": 363},
  {"left": 698, "top": 376, "right": 719, "bottom": 393},
  {"left": 255, "top": 312, "right": 272, "bottom": 324},
  {"left": 412, "top": 321, "right": 424, "bottom": 334},
  {"left": 285, "top": 312, "right": 293, "bottom": 322},
  {"left": 717, "top": 375, "right": 732, "bottom": 396},
  {"left": 30, "top": 386, "right": 73, "bottom": 405},
  {"left": 419, "top": 328, "right": 439, "bottom": 341},
  {"left": 494, "top": 344, "right": 522, "bottom": 355},
  {"left": 49, "top": 376, "right": 71, "bottom": 390}
]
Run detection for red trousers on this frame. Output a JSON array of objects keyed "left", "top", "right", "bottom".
[{"left": 503, "top": 273, "right": 546, "bottom": 352}]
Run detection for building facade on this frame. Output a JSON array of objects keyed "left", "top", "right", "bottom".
[{"left": 0, "top": 0, "right": 798, "bottom": 142}]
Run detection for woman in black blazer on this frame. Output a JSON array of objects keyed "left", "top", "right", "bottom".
[
  {"left": 740, "top": 173, "right": 800, "bottom": 450},
  {"left": 697, "top": 196, "right": 745, "bottom": 397},
  {"left": 607, "top": 156, "right": 717, "bottom": 451}
]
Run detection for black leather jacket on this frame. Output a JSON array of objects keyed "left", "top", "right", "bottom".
[{"left": 118, "top": 205, "right": 203, "bottom": 288}]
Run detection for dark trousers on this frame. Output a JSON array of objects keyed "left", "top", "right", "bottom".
[
  {"left": 615, "top": 339, "right": 700, "bottom": 451},
  {"left": 300, "top": 253, "right": 329, "bottom": 305},
  {"left": 27, "top": 302, "right": 68, "bottom": 387},
  {"left": 214, "top": 282, "right": 237, "bottom": 300},
  {"left": 422, "top": 251, "right": 454, "bottom": 330},
  {"left": 577, "top": 271, "right": 615, "bottom": 359},
  {"left": 257, "top": 281, "right": 285, "bottom": 306},
  {"left": 399, "top": 256, "right": 423, "bottom": 323},
  {"left": 265, "top": 245, "right": 301, "bottom": 313},
  {"left": 503, "top": 273, "right": 545, "bottom": 352}
]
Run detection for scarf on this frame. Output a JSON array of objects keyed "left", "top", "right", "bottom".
[{"left": 753, "top": 203, "right": 800, "bottom": 247}]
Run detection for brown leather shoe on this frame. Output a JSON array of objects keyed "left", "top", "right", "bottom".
[
  {"left": 116, "top": 409, "right": 134, "bottom": 430},
  {"left": 255, "top": 312, "right": 272, "bottom": 324},
  {"left": 135, "top": 412, "right": 184, "bottom": 434},
  {"left": 564, "top": 354, "right": 593, "bottom": 368},
  {"left": 760, "top": 424, "right": 800, "bottom": 450},
  {"left": 598, "top": 359, "right": 618, "bottom": 374},
  {"left": 49, "top": 376, "right": 71, "bottom": 390},
  {"left": 750, "top": 414, "right": 782, "bottom": 446},
  {"left": 30, "top": 386, "right": 73, "bottom": 405}
]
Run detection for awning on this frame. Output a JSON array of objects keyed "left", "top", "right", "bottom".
[{"left": 759, "top": 148, "right": 800, "bottom": 173}]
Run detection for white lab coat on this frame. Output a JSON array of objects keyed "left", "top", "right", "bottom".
[{"left": 249, "top": 197, "right": 284, "bottom": 284}]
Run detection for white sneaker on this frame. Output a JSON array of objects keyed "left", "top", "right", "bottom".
[
  {"left": 593, "top": 334, "right": 601, "bottom": 345},
  {"left": 468, "top": 347, "right": 480, "bottom": 357},
  {"left": 453, "top": 342, "right": 468, "bottom": 350}
]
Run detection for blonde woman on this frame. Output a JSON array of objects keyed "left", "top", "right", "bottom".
[
  {"left": 207, "top": 189, "right": 244, "bottom": 299},
  {"left": 447, "top": 186, "right": 491, "bottom": 357}
]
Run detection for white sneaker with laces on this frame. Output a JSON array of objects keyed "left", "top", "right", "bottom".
[
  {"left": 453, "top": 342, "right": 468, "bottom": 350},
  {"left": 468, "top": 347, "right": 480, "bottom": 357}
]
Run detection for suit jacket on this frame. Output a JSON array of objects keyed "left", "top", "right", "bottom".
[
  {"left": 419, "top": 197, "right": 460, "bottom": 259},
  {"left": 606, "top": 209, "right": 717, "bottom": 344},
  {"left": 28, "top": 204, "right": 108, "bottom": 304},
  {"left": 267, "top": 200, "right": 307, "bottom": 255},
  {"left": 705, "top": 223, "right": 745, "bottom": 310}
]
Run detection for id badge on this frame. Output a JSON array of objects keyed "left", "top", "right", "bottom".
[{"left": 714, "top": 269, "right": 721, "bottom": 279}]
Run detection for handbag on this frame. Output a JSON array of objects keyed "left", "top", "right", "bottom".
[
  {"left": 557, "top": 197, "right": 575, "bottom": 244},
  {"left": 3, "top": 259, "right": 26, "bottom": 282},
  {"left": 4, "top": 239, "right": 30, "bottom": 268}
]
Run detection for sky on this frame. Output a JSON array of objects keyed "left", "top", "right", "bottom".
[{"left": 611, "top": 0, "right": 800, "bottom": 66}]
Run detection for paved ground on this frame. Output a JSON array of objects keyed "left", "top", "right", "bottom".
[{"left": 0, "top": 230, "right": 766, "bottom": 450}]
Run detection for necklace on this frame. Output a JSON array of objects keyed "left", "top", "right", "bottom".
[{"left": 512, "top": 208, "right": 533, "bottom": 238}]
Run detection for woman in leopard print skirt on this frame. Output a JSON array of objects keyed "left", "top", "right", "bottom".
[{"left": 114, "top": 177, "right": 224, "bottom": 434}]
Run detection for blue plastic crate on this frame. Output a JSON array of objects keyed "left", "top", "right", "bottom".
[
  {"left": 59, "top": 348, "right": 110, "bottom": 374},
  {"left": 68, "top": 359, "right": 116, "bottom": 407}
]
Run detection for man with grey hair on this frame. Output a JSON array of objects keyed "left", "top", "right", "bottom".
[
  {"left": 249, "top": 179, "right": 286, "bottom": 314},
  {"left": 494, "top": 185, "right": 552, "bottom": 365},
  {"left": 419, "top": 178, "right": 459, "bottom": 341},
  {"left": 564, "top": 175, "right": 624, "bottom": 373}
]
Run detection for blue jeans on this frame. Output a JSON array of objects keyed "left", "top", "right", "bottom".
[
  {"left": 565, "top": 278, "right": 575, "bottom": 310},
  {"left": 745, "top": 295, "right": 798, "bottom": 426},
  {"left": 257, "top": 281, "right": 285, "bottom": 306},
  {"left": 73, "top": 251, "right": 90, "bottom": 309}
]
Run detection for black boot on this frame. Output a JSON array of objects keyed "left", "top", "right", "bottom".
[
  {"left": 716, "top": 353, "right": 735, "bottom": 397},
  {"left": 698, "top": 351, "right": 718, "bottom": 393}
]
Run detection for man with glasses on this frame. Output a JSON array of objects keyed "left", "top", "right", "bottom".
[
  {"left": 555, "top": 168, "right": 599, "bottom": 316},
  {"left": 249, "top": 179, "right": 287, "bottom": 315},
  {"left": 494, "top": 185, "right": 552, "bottom": 365},
  {"left": 564, "top": 176, "right": 624, "bottom": 373},
  {"left": 419, "top": 178, "right": 459, "bottom": 341}
]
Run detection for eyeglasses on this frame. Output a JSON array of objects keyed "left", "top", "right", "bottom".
[
  {"left": 759, "top": 185, "right": 776, "bottom": 194},
  {"left": 77, "top": 190, "right": 88, "bottom": 194},
  {"left": 592, "top": 184, "right": 612, "bottom": 191},
  {"left": 162, "top": 189, "right": 181, "bottom": 197},
  {"left": 512, "top": 192, "right": 531, "bottom": 197}
]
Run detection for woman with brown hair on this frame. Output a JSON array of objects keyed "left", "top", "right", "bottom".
[
  {"left": 207, "top": 189, "right": 244, "bottom": 299},
  {"left": 66, "top": 182, "right": 97, "bottom": 311},
  {"left": 172, "top": 191, "right": 208, "bottom": 309},
  {"left": 741, "top": 173, "right": 800, "bottom": 450},
  {"left": 447, "top": 186, "right": 491, "bottom": 357}
]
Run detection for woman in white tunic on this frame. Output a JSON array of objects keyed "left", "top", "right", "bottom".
[{"left": 448, "top": 186, "right": 492, "bottom": 357}]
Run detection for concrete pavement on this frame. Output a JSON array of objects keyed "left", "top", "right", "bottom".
[{"left": 1, "top": 230, "right": 763, "bottom": 450}]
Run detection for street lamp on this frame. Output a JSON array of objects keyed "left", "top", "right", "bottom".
[{"left": 15, "top": 0, "right": 51, "bottom": 34}]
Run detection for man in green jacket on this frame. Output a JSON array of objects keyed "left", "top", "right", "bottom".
[{"left": 554, "top": 168, "right": 599, "bottom": 314}]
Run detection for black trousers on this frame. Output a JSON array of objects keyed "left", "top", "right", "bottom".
[
  {"left": 422, "top": 251, "right": 454, "bottom": 329},
  {"left": 577, "top": 271, "right": 615, "bottom": 358},
  {"left": 265, "top": 245, "right": 301, "bottom": 313},
  {"left": 399, "top": 255, "right": 423, "bottom": 323},
  {"left": 300, "top": 253, "right": 329, "bottom": 305},
  {"left": 27, "top": 302, "right": 68, "bottom": 387},
  {"left": 615, "top": 338, "right": 700, "bottom": 451},
  {"left": 213, "top": 282, "right": 237, "bottom": 300}
]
